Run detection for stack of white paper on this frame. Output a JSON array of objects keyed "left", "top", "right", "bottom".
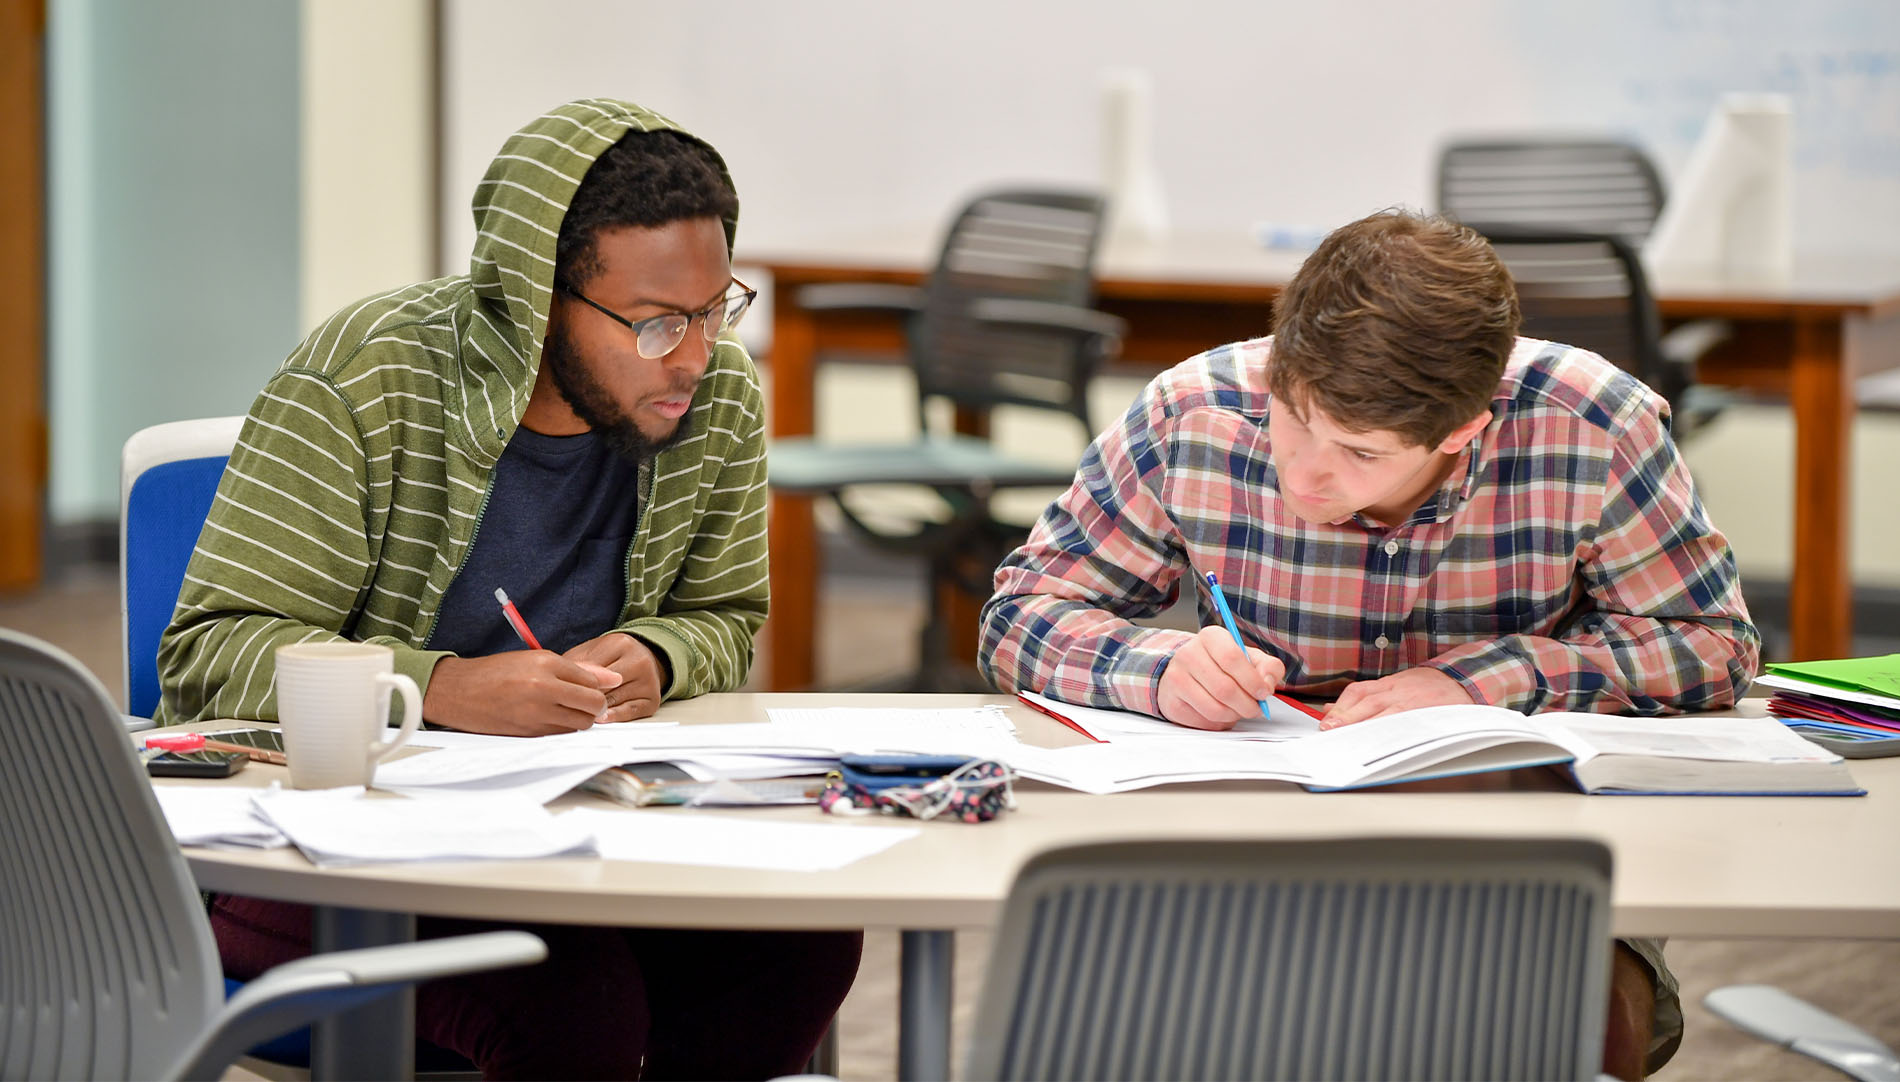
[
  {"left": 250, "top": 787, "right": 598, "bottom": 868},
  {"left": 373, "top": 708, "right": 1026, "bottom": 803},
  {"left": 374, "top": 741, "right": 633, "bottom": 803},
  {"left": 153, "top": 787, "right": 288, "bottom": 848}
]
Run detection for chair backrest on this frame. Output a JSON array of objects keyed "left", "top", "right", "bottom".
[
  {"left": 967, "top": 836, "right": 1613, "bottom": 1082},
  {"left": 0, "top": 628, "right": 225, "bottom": 1081},
  {"left": 913, "top": 188, "right": 1109, "bottom": 436},
  {"left": 1475, "top": 226, "right": 1681, "bottom": 408},
  {"left": 1437, "top": 139, "right": 1667, "bottom": 247},
  {"left": 120, "top": 416, "right": 246, "bottom": 717}
]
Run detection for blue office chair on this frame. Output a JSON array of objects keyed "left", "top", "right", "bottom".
[
  {"left": 119, "top": 417, "right": 486, "bottom": 1074},
  {"left": 0, "top": 627, "right": 546, "bottom": 1081},
  {"left": 120, "top": 415, "right": 247, "bottom": 722}
]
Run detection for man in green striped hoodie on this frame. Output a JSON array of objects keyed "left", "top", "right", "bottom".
[{"left": 159, "top": 99, "right": 859, "bottom": 1078}]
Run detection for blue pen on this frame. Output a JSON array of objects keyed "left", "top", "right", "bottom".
[{"left": 1204, "top": 572, "right": 1273, "bottom": 719}]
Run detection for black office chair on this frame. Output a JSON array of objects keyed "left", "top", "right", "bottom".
[
  {"left": 1438, "top": 138, "right": 1734, "bottom": 434},
  {"left": 769, "top": 188, "right": 1124, "bottom": 692},
  {"left": 1472, "top": 223, "right": 1727, "bottom": 438},
  {"left": 1437, "top": 138, "right": 1668, "bottom": 247}
]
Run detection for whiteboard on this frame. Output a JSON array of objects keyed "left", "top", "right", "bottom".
[{"left": 439, "top": 0, "right": 1900, "bottom": 270}]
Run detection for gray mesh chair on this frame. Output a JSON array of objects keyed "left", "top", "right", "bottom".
[
  {"left": 770, "top": 188, "right": 1124, "bottom": 691},
  {"left": 0, "top": 627, "right": 546, "bottom": 1081},
  {"left": 967, "top": 836, "right": 1614, "bottom": 1082}
]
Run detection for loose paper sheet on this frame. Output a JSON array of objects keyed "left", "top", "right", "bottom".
[
  {"left": 153, "top": 786, "right": 288, "bottom": 848},
  {"left": 250, "top": 787, "right": 597, "bottom": 867},
  {"left": 559, "top": 808, "right": 917, "bottom": 871}
]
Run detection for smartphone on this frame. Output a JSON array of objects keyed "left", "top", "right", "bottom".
[
  {"left": 146, "top": 749, "right": 248, "bottom": 778},
  {"left": 199, "top": 727, "right": 287, "bottom": 764}
]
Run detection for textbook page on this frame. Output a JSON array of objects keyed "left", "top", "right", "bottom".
[
  {"left": 1543, "top": 712, "right": 1836, "bottom": 761},
  {"left": 1540, "top": 712, "right": 1860, "bottom": 794},
  {"left": 1001, "top": 739, "right": 1312, "bottom": 794},
  {"left": 1003, "top": 704, "right": 1584, "bottom": 794},
  {"left": 1273, "top": 705, "right": 1591, "bottom": 789},
  {"left": 1018, "top": 691, "right": 1319, "bottom": 741}
]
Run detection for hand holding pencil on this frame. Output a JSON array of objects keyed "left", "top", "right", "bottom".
[{"left": 1153, "top": 573, "right": 1287, "bottom": 732}]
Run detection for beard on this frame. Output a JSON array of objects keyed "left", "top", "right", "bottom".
[{"left": 540, "top": 320, "right": 695, "bottom": 463}]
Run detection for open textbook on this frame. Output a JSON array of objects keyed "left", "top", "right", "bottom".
[{"left": 1008, "top": 700, "right": 1862, "bottom": 796}]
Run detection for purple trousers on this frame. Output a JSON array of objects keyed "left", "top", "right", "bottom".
[{"left": 212, "top": 894, "right": 863, "bottom": 1081}]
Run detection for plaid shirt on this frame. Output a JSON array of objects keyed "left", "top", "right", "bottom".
[{"left": 980, "top": 336, "right": 1760, "bottom": 716}]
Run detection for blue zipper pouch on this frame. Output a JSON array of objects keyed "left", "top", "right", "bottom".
[{"left": 837, "top": 753, "right": 976, "bottom": 792}]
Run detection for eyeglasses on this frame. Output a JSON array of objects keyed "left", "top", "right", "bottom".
[{"left": 558, "top": 276, "right": 757, "bottom": 360}]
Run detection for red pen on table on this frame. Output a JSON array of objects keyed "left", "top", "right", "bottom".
[
  {"left": 494, "top": 587, "right": 543, "bottom": 650},
  {"left": 139, "top": 731, "right": 205, "bottom": 762}
]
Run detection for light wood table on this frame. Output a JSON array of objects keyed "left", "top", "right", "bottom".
[
  {"left": 742, "top": 231, "right": 1900, "bottom": 688},
  {"left": 173, "top": 694, "right": 1900, "bottom": 1081}
]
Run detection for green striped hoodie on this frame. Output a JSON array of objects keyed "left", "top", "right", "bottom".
[{"left": 157, "top": 99, "right": 767, "bottom": 722}]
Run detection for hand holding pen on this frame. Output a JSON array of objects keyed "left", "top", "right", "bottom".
[
  {"left": 1152, "top": 572, "right": 1288, "bottom": 731},
  {"left": 495, "top": 587, "right": 543, "bottom": 650},
  {"left": 411, "top": 588, "right": 626, "bottom": 737}
]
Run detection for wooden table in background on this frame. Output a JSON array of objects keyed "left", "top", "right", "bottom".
[{"left": 742, "top": 231, "right": 1900, "bottom": 690}]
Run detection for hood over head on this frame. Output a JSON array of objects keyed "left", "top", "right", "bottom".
[{"left": 460, "top": 98, "right": 739, "bottom": 450}]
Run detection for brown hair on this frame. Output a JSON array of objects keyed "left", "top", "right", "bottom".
[{"left": 1268, "top": 209, "right": 1520, "bottom": 448}]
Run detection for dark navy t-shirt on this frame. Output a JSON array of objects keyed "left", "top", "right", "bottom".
[{"left": 426, "top": 427, "right": 642, "bottom": 657}]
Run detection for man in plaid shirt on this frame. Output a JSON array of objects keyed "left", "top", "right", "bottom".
[{"left": 979, "top": 210, "right": 1760, "bottom": 1078}]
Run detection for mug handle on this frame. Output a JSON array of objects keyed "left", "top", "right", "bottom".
[{"left": 368, "top": 672, "right": 423, "bottom": 762}]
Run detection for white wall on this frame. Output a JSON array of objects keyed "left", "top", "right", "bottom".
[
  {"left": 440, "top": 0, "right": 1900, "bottom": 264},
  {"left": 438, "top": 0, "right": 1900, "bottom": 587},
  {"left": 300, "top": 0, "right": 434, "bottom": 329}
]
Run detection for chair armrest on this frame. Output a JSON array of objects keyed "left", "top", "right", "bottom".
[
  {"left": 795, "top": 283, "right": 926, "bottom": 314},
  {"left": 968, "top": 298, "right": 1128, "bottom": 344},
  {"left": 166, "top": 931, "right": 546, "bottom": 1082},
  {"left": 1659, "top": 318, "right": 1729, "bottom": 368}
]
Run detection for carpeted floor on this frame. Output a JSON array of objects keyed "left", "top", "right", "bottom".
[{"left": 4, "top": 565, "right": 1894, "bottom": 1080}]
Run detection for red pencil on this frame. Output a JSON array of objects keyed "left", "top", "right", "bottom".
[
  {"left": 493, "top": 587, "right": 544, "bottom": 650},
  {"left": 1015, "top": 693, "right": 1107, "bottom": 743}
]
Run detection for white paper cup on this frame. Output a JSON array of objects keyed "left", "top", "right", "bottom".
[{"left": 273, "top": 642, "right": 422, "bottom": 790}]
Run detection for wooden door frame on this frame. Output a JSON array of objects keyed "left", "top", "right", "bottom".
[{"left": 0, "top": 0, "right": 45, "bottom": 593}]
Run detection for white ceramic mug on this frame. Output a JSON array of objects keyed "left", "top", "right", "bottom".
[{"left": 273, "top": 641, "right": 422, "bottom": 789}]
